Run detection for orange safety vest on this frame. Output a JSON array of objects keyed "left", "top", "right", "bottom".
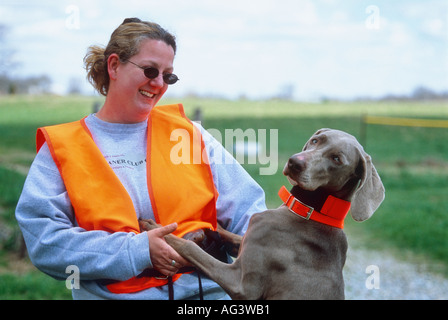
[{"left": 36, "top": 104, "right": 218, "bottom": 294}]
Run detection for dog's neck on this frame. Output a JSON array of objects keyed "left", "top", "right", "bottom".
[
  {"left": 290, "top": 178, "right": 358, "bottom": 212},
  {"left": 289, "top": 186, "right": 331, "bottom": 212},
  {"left": 290, "top": 177, "right": 361, "bottom": 211}
]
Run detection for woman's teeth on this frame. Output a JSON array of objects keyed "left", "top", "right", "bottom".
[{"left": 139, "top": 90, "right": 155, "bottom": 98}]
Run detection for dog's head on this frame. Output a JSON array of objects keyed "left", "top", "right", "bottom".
[{"left": 283, "top": 128, "right": 385, "bottom": 222}]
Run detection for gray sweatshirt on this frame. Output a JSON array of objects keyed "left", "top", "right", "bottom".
[{"left": 15, "top": 113, "right": 267, "bottom": 300}]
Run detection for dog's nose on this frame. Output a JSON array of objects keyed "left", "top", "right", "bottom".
[{"left": 288, "top": 154, "right": 306, "bottom": 172}]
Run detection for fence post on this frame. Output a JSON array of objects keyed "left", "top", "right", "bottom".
[
  {"left": 193, "top": 107, "right": 203, "bottom": 123},
  {"left": 92, "top": 101, "right": 101, "bottom": 113},
  {"left": 360, "top": 113, "right": 367, "bottom": 149}
]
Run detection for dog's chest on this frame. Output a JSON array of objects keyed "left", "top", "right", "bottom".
[{"left": 263, "top": 209, "right": 347, "bottom": 269}]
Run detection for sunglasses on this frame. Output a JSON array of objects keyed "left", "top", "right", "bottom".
[{"left": 125, "top": 60, "right": 179, "bottom": 85}]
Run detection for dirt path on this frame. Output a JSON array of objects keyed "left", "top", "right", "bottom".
[{"left": 343, "top": 238, "right": 448, "bottom": 300}]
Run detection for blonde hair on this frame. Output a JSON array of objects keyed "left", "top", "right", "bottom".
[{"left": 84, "top": 18, "right": 177, "bottom": 96}]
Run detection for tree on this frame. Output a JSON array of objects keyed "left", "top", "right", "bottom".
[
  {"left": 411, "top": 86, "right": 439, "bottom": 100},
  {"left": 0, "top": 24, "right": 52, "bottom": 95}
]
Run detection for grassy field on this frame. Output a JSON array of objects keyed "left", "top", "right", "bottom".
[{"left": 1, "top": 94, "right": 447, "bottom": 299}]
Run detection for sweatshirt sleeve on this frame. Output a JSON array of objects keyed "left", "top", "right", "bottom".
[{"left": 15, "top": 143, "right": 150, "bottom": 282}]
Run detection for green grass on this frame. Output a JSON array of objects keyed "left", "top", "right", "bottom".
[
  {"left": 0, "top": 95, "right": 96, "bottom": 151},
  {"left": 0, "top": 167, "right": 25, "bottom": 210},
  {"left": 0, "top": 167, "right": 26, "bottom": 252},
  {"left": 0, "top": 271, "right": 72, "bottom": 300},
  {"left": 361, "top": 169, "right": 448, "bottom": 262},
  {"left": 1, "top": 94, "right": 448, "bottom": 299}
]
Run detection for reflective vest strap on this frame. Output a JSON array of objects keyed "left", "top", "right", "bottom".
[{"left": 148, "top": 104, "right": 218, "bottom": 236}]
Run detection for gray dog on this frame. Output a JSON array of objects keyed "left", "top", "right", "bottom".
[{"left": 143, "top": 128, "right": 385, "bottom": 299}]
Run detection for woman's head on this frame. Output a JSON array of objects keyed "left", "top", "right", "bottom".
[{"left": 84, "top": 18, "right": 177, "bottom": 96}]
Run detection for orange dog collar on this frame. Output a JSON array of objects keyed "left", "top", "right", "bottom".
[{"left": 278, "top": 186, "right": 351, "bottom": 229}]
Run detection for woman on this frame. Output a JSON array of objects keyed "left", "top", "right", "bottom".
[{"left": 15, "top": 18, "right": 266, "bottom": 299}]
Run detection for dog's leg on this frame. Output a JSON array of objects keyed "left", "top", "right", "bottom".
[
  {"left": 139, "top": 219, "right": 242, "bottom": 256},
  {"left": 164, "top": 234, "right": 247, "bottom": 299},
  {"left": 217, "top": 224, "right": 242, "bottom": 257},
  {"left": 139, "top": 219, "right": 253, "bottom": 299},
  {"left": 138, "top": 218, "right": 159, "bottom": 231}
]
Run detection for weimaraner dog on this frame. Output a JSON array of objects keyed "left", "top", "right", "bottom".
[{"left": 141, "top": 128, "right": 385, "bottom": 299}]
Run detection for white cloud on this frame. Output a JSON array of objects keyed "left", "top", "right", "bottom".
[
  {"left": 388, "top": 23, "right": 414, "bottom": 46},
  {"left": 422, "top": 18, "right": 445, "bottom": 36}
]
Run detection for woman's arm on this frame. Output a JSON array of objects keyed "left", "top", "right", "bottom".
[{"left": 15, "top": 143, "right": 151, "bottom": 281}]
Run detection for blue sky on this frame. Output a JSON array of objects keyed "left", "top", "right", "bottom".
[{"left": 1, "top": 0, "right": 447, "bottom": 100}]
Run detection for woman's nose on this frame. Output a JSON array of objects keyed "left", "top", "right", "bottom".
[{"left": 149, "top": 74, "right": 165, "bottom": 88}]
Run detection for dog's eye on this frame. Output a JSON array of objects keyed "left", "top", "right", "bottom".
[
  {"left": 332, "top": 155, "right": 341, "bottom": 163},
  {"left": 311, "top": 139, "right": 318, "bottom": 144}
]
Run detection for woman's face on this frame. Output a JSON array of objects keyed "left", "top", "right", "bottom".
[{"left": 106, "top": 39, "right": 175, "bottom": 123}]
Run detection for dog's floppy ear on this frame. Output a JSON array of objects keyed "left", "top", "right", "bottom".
[{"left": 350, "top": 147, "right": 385, "bottom": 222}]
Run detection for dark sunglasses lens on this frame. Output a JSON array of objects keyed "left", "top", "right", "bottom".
[
  {"left": 143, "top": 67, "right": 178, "bottom": 85},
  {"left": 143, "top": 67, "right": 159, "bottom": 79},
  {"left": 163, "top": 74, "right": 179, "bottom": 85}
]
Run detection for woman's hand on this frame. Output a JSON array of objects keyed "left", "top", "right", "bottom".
[{"left": 146, "top": 223, "right": 189, "bottom": 277}]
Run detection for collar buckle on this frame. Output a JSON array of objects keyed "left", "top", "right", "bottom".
[{"left": 287, "top": 195, "right": 314, "bottom": 220}]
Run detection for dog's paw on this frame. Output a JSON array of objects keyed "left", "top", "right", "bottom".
[
  {"left": 182, "top": 229, "right": 206, "bottom": 244},
  {"left": 138, "top": 219, "right": 160, "bottom": 232}
]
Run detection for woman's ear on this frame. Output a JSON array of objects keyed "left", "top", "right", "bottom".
[{"left": 107, "top": 53, "right": 121, "bottom": 81}]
